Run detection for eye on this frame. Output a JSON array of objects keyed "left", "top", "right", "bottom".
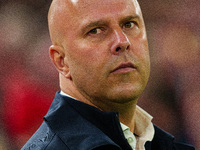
[
  {"left": 88, "top": 27, "right": 103, "bottom": 35},
  {"left": 123, "top": 21, "right": 135, "bottom": 29}
]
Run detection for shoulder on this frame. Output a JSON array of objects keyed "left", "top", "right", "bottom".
[
  {"left": 21, "top": 121, "right": 69, "bottom": 150},
  {"left": 151, "top": 125, "right": 195, "bottom": 150}
]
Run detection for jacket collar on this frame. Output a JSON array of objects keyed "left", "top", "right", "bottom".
[
  {"left": 145, "top": 125, "right": 175, "bottom": 150},
  {"left": 44, "top": 92, "right": 132, "bottom": 150},
  {"left": 151, "top": 125, "right": 175, "bottom": 149}
]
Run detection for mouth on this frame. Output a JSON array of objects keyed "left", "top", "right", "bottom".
[{"left": 111, "top": 62, "right": 136, "bottom": 74}]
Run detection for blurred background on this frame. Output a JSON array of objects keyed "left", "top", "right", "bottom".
[{"left": 0, "top": 0, "right": 199, "bottom": 149}]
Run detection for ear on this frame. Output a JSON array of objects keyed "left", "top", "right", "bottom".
[{"left": 49, "top": 45, "right": 71, "bottom": 79}]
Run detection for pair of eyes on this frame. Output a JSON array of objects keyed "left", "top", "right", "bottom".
[{"left": 88, "top": 21, "right": 137, "bottom": 35}]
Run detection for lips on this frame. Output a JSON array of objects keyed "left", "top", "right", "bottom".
[{"left": 111, "top": 62, "right": 136, "bottom": 74}]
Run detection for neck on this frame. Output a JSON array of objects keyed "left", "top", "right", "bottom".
[
  {"left": 60, "top": 75, "right": 138, "bottom": 133},
  {"left": 117, "top": 102, "right": 137, "bottom": 133}
]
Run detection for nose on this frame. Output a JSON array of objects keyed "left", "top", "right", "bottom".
[{"left": 110, "top": 29, "right": 131, "bottom": 55}]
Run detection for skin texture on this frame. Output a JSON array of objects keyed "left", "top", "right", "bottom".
[{"left": 48, "top": 0, "right": 150, "bottom": 132}]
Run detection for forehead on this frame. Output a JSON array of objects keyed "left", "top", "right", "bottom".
[
  {"left": 76, "top": 0, "right": 138, "bottom": 12},
  {"left": 73, "top": 0, "right": 140, "bottom": 19}
]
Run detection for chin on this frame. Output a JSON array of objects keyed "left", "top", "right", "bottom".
[
  {"left": 106, "top": 91, "right": 140, "bottom": 104},
  {"left": 107, "top": 88, "right": 142, "bottom": 104}
]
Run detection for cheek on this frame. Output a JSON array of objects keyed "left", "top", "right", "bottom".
[
  {"left": 71, "top": 41, "right": 104, "bottom": 63},
  {"left": 67, "top": 43, "right": 108, "bottom": 78},
  {"left": 133, "top": 38, "right": 150, "bottom": 78},
  {"left": 133, "top": 37, "right": 149, "bottom": 61}
]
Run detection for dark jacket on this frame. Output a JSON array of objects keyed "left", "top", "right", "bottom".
[{"left": 21, "top": 92, "right": 195, "bottom": 150}]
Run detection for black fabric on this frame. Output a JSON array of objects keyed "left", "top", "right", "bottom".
[{"left": 21, "top": 91, "right": 195, "bottom": 150}]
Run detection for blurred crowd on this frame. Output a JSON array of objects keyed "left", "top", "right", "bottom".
[{"left": 0, "top": 0, "right": 199, "bottom": 149}]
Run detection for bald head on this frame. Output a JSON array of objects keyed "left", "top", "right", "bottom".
[
  {"left": 48, "top": 0, "right": 78, "bottom": 45},
  {"left": 48, "top": 0, "right": 142, "bottom": 46}
]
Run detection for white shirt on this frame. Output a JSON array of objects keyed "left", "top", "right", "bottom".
[{"left": 120, "top": 123, "right": 137, "bottom": 149}]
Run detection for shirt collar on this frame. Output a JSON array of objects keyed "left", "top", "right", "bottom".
[
  {"left": 134, "top": 106, "right": 155, "bottom": 149},
  {"left": 135, "top": 105, "right": 153, "bottom": 136}
]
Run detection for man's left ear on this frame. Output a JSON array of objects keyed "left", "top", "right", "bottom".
[{"left": 49, "top": 45, "right": 71, "bottom": 79}]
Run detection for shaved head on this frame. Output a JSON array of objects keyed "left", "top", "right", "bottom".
[
  {"left": 48, "top": 0, "right": 76, "bottom": 45},
  {"left": 48, "top": 0, "right": 141, "bottom": 46}
]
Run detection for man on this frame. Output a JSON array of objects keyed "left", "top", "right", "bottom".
[{"left": 22, "top": 0, "right": 195, "bottom": 149}]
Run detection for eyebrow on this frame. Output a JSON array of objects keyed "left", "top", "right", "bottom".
[
  {"left": 81, "top": 20, "right": 109, "bottom": 34},
  {"left": 120, "top": 15, "right": 140, "bottom": 24},
  {"left": 81, "top": 15, "right": 140, "bottom": 34}
]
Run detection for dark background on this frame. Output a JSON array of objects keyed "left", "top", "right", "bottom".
[{"left": 0, "top": 0, "right": 199, "bottom": 149}]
